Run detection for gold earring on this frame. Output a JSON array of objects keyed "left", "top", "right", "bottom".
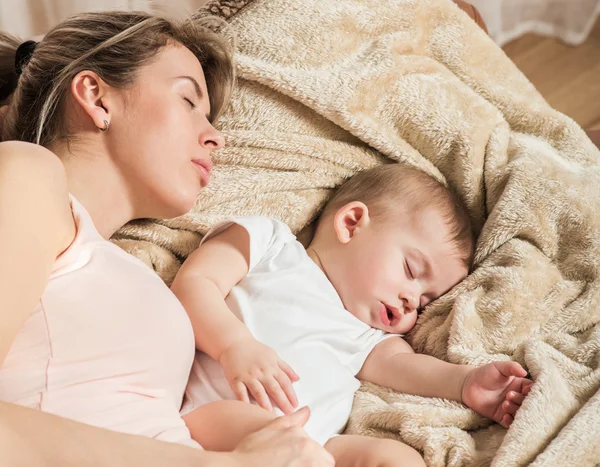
[{"left": 99, "top": 119, "right": 110, "bottom": 132}]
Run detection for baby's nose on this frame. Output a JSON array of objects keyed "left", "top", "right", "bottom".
[{"left": 402, "top": 294, "right": 419, "bottom": 312}]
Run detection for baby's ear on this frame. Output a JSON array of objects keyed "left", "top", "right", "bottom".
[{"left": 333, "top": 201, "right": 370, "bottom": 244}]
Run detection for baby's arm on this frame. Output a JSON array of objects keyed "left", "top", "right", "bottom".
[
  {"left": 358, "top": 338, "right": 471, "bottom": 401},
  {"left": 358, "top": 338, "right": 532, "bottom": 428},
  {"left": 172, "top": 224, "right": 252, "bottom": 360},
  {"left": 171, "top": 224, "right": 298, "bottom": 413}
]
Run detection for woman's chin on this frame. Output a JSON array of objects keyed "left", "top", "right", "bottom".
[
  {"left": 153, "top": 190, "right": 200, "bottom": 220},
  {"left": 176, "top": 195, "right": 200, "bottom": 217}
]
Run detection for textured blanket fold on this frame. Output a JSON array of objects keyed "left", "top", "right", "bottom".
[{"left": 113, "top": 0, "right": 600, "bottom": 465}]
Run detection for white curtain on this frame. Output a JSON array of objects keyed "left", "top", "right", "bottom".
[
  {"left": 470, "top": 0, "right": 600, "bottom": 46},
  {"left": 4, "top": 0, "right": 600, "bottom": 46},
  {"left": 0, "top": 0, "right": 210, "bottom": 38}
]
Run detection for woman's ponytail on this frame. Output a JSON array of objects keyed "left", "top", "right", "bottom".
[{"left": 0, "top": 32, "right": 20, "bottom": 105}]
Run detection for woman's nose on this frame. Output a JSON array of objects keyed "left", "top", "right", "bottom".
[{"left": 200, "top": 126, "right": 225, "bottom": 151}]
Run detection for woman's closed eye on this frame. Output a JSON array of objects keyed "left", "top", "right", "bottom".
[{"left": 183, "top": 97, "right": 196, "bottom": 109}]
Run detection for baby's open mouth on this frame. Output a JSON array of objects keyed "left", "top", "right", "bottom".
[{"left": 380, "top": 302, "right": 399, "bottom": 327}]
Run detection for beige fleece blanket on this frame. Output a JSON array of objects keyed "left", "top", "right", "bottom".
[{"left": 113, "top": 0, "right": 600, "bottom": 465}]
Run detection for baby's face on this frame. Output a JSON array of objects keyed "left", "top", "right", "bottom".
[{"left": 330, "top": 207, "right": 468, "bottom": 334}]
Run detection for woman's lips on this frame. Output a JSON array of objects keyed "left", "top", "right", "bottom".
[{"left": 192, "top": 159, "right": 212, "bottom": 186}]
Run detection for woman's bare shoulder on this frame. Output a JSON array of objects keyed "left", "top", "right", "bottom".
[
  {"left": 0, "top": 140, "right": 64, "bottom": 169},
  {"left": 0, "top": 141, "right": 75, "bottom": 255}
]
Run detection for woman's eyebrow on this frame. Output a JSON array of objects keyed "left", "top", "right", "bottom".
[{"left": 175, "top": 75, "right": 204, "bottom": 100}]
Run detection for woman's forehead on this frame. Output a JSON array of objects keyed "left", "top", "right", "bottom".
[{"left": 140, "top": 44, "right": 207, "bottom": 88}]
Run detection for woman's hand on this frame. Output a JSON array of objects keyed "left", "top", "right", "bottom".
[
  {"left": 230, "top": 407, "right": 335, "bottom": 467},
  {"left": 462, "top": 361, "right": 533, "bottom": 428},
  {"left": 220, "top": 338, "right": 299, "bottom": 413}
]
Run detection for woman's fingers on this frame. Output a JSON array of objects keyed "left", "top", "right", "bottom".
[
  {"left": 234, "top": 407, "right": 335, "bottom": 466},
  {"left": 268, "top": 406, "right": 311, "bottom": 429}
]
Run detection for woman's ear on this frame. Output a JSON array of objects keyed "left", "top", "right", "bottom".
[
  {"left": 70, "top": 70, "right": 113, "bottom": 131},
  {"left": 333, "top": 201, "right": 370, "bottom": 244}
]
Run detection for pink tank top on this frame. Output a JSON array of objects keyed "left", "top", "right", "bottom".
[{"left": 0, "top": 196, "right": 198, "bottom": 447}]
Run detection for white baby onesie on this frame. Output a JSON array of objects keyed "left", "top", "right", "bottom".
[{"left": 182, "top": 216, "right": 396, "bottom": 445}]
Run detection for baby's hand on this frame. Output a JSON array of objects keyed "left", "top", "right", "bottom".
[
  {"left": 220, "top": 338, "right": 300, "bottom": 414},
  {"left": 462, "top": 361, "right": 533, "bottom": 428}
]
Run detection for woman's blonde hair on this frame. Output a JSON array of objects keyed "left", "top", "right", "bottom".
[{"left": 0, "top": 10, "right": 235, "bottom": 146}]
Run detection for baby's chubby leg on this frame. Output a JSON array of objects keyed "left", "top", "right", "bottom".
[
  {"left": 325, "top": 434, "right": 426, "bottom": 467},
  {"left": 183, "top": 400, "right": 276, "bottom": 451}
]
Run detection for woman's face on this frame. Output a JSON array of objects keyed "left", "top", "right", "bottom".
[{"left": 107, "top": 43, "right": 224, "bottom": 219}]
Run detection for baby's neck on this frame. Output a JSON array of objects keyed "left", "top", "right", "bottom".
[{"left": 306, "top": 246, "right": 326, "bottom": 274}]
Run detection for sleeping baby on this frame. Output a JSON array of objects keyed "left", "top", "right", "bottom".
[{"left": 172, "top": 164, "right": 532, "bottom": 467}]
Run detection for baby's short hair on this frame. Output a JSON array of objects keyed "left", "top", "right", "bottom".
[{"left": 320, "top": 164, "right": 475, "bottom": 269}]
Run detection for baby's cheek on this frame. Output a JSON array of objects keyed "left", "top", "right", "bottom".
[
  {"left": 410, "top": 312, "right": 419, "bottom": 328},
  {"left": 360, "top": 267, "right": 386, "bottom": 295}
]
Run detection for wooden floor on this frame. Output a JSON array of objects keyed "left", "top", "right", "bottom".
[{"left": 503, "top": 19, "right": 600, "bottom": 131}]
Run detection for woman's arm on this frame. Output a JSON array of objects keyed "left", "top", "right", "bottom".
[
  {"left": 2, "top": 400, "right": 336, "bottom": 467},
  {"left": 0, "top": 401, "right": 223, "bottom": 467},
  {"left": 0, "top": 141, "right": 75, "bottom": 366}
]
